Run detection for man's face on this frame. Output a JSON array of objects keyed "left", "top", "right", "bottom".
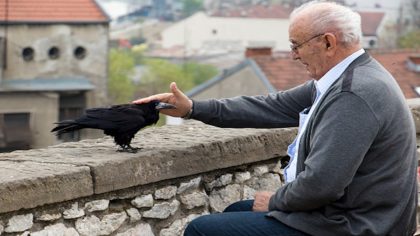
[{"left": 288, "top": 17, "right": 330, "bottom": 80}]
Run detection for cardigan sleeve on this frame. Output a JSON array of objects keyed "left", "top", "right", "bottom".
[{"left": 191, "top": 81, "right": 316, "bottom": 128}]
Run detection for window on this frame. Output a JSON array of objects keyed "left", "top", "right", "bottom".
[
  {"left": 74, "top": 46, "right": 87, "bottom": 59},
  {"left": 48, "top": 46, "right": 60, "bottom": 60},
  {"left": 58, "top": 93, "right": 86, "bottom": 142},
  {"left": 22, "top": 47, "right": 35, "bottom": 61},
  {"left": 0, "top": 113, "right": 31, "bottom": 152}
]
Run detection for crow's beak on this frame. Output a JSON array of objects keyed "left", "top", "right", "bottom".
[{"left": 155, "top": 102, "right": 176, "bottom": 110}]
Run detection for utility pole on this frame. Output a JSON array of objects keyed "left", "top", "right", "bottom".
[{"left": 0, "top": 0, "right": 8, "bottom": 83}]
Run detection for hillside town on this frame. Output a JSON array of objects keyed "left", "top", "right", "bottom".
[{"left": 0, "top": 1, "right": 420, "bottom": 236}]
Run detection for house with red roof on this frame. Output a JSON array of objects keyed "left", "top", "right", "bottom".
[
  {"left": 158, "top": 5, "right": 388, "bottom": 59},
  {"left": 0, "top": 0, "right": 110, "bottom": 152},
  {"left": 186, "top": 47, "right": 420, "bottom": 103}
]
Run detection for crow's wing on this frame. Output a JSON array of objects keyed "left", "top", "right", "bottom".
[{"left": 82, "top": 105, "right": 147, "bottom": 134}]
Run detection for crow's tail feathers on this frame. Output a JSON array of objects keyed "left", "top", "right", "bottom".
[{"left": 51, "top": 120, "right": 82, "bottom": 135}]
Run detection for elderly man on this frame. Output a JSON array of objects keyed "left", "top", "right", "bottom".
[{"left": 134, "top": 1, "right": 417, "bottom": 235}]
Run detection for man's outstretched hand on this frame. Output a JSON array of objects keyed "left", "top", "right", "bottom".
[{"left": 133, "top": 82, "right": 192, "bottom": 118}]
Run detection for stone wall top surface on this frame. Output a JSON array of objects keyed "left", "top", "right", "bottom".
[{"left": 0, "top": 122, "right": 296, "bottom": 213}]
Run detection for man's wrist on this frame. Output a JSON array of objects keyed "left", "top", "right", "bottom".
[{"left": 182, "top": 100, "right": 194, "bottom": 119}]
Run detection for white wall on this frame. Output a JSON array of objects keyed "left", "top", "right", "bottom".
[{"left": 161, "top": 12, "right": 290, "bottom": 54}]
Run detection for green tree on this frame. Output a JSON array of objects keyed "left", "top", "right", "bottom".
[
  {"left": 182, "top": 0, "right": 203, "bottom": 18},
  {"left": 138, "top": 58, "right": 195, "bottom": 96},
  {"left": 398, "top": 30, "right": 420, "bottom": 49},
  {"left": 108, "top": 48, "right": 136, "bottom": 104},
  {"left": 135, "top": 58, "right": 217, "bottom": 126},
  {"left": 183, "top": 62, "right": 218, "bottom": 85},
  {"left": 137, "top": 59, "right": 218, "bottom": 97}
]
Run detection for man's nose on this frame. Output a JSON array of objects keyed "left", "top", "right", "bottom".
[{"left": 290, "top": 50, "right": 299, "bottom": 60}]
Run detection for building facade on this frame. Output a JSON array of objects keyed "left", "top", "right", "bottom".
[{"left": 0, "top": 0, "right": 110, "bottom": 151}]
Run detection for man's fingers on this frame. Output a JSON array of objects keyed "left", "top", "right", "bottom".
[
  {"left": 170, "top": 82, "right": 185, "bottom": 99},
  {"left": 132, "top": 93, "right": 172, "bottom": 104},
  {"left": 133, "top": 83, "right": 181, "bottom": 105}
]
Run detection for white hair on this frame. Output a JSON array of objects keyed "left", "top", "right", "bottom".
[{"left": 290, "top": 0, "right": 362, "bottom": 46}]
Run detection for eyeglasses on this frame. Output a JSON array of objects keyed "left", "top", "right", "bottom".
[{"left": 290, "top": 33, "right": 324, "bottom": 53}]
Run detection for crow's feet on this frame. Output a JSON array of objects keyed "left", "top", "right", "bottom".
[{"left": 117, "top": 145, "right": 142, "bottom": 153}]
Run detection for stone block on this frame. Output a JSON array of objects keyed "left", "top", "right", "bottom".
[
  {"left": 5, "top": 214, "right": 33, "bottom": 233},
  {"left": 408, "top": 98, "right": 420, "bottom": 133},
  {"left": 142, "top": 200, "right": 180, "bottom": 219},
  {"left": 209, "top": 184, "right": 241, "bottom": 212},
  {"left": 30, "top": 223, "right": 79, "bottom": 236},
  {"left": 131, "top": 194, "right": 154, "bottom": 208},
  {"left": 116, "top": 223, "right": 154, "bottom": 236},
  {"left": 180, "top": 191, "right": 209, "bottom": 209},
  {"left": 177, "top": 177, "right": 202, "bottom": 194},
  {"left": 0, "top": 161, "right": 92, "bottom": 213},
  {"left": 155, "top": 186, "right": 177, "bottom": 200},
  {"left": 84, "top": 199, "right": 109, "bottom": 212}
]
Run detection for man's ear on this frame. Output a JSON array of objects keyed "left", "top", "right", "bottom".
[{"left": 324, "top": 33, "right": 337, "bottom": 54}]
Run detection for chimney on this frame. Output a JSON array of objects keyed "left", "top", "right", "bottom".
[
  {"left": 407, "top": 55, "right": 420, "bottom": 73},
  {"left": 245, "top": 47, "right": 272, "bottom": 58}
]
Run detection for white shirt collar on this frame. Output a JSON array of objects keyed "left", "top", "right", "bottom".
[{"left": 316, "top": 48, "right": 365, "bottom": 95}]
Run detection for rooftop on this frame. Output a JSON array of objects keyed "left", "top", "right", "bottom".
[
  {"left": 249, "top": 48, "right": 420, "bottom": 98},
  {"left": 371, "top": 49, "right": 420, "bottom": 98},
  {"left": 0, "top": 0, "right": 109, "bottom": 23},
  {"left": 211, "top": 5, "right": 385, "bottom": 36}
]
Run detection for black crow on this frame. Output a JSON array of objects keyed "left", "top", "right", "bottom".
[{"left": 51, "top": 101, "right": 175, "bottom": 153}]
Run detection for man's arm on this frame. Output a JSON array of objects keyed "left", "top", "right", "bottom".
[{"left": 191, "top": 81, "right": 315, "bottom": 128}]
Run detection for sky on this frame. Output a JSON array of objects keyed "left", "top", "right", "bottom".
[{"left": 98, "top": 1, "right": 129, "bottom": 19}]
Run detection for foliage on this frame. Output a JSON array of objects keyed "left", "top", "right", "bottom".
[
  {"left": 108, "top": 48, "right": 218, "bottom": 125},
  {"left": 108, "top": 47, "right": 218, "bottom": 106},
  {"left": 135, "top": 58, "right": 217, "bottom": 126},
  {"left": 183, "top": 62, "right": 218, "bottom": 85},
  {"left": 182, "top": 0, "right": 204, "bottom": 18},
  {"left": 398, "top": 30, "right": 420, "bottom": 49},
  {"left": 137, "top": 58, "right": 218, "bottom": 98},
  {"left": 108, "top": 48, "right": 136, "bottom": 104},
  {"left": 138, "top": 58, "right": 195, "bottom": 97}
]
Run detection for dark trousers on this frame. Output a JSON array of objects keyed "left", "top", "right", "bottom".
[{"left": 184, "top": 200, "right": 310, "bottom": 236}]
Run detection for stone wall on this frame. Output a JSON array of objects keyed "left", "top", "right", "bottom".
[
  {"left": 0, "top": 122, "right": 297, "bottom": 236},
  {"left": 0, "top": 98, "right": 419, "bottom": 236},
  {"left": 0, "top": 160, "right": 285, "bottom": 236}
]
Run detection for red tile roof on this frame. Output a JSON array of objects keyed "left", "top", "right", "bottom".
[
  {"left": 212, "top": 5, "right": 384, "bottom": 36},
  {"left": 252, "top": 49, "right": 420, "bottom": 98},
  {"left": 371, "top": 49, "right": 420, "bottom": 98},
  {"left": 252, "top": 54, "right": 310, "bottom": 91},
  {"left": 0, "top": 0, "right": 109, "bottom": 23}
]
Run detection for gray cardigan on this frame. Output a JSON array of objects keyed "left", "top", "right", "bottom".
[{"left": 190, "top": 53, "right": 417, "bottom": 236}]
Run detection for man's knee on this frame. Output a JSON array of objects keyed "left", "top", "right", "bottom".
[
  {"left": 184, "top": 216, "right": 206, "bottom": 236},
  {"left": 224, "top": 199, "right": 254, "bottom": 212}
]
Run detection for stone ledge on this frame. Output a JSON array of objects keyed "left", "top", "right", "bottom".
[
  {"left": 0, "top": 122, "right": 296, "bottom": 213},
  {"left": 408, "top": 98, "right": 420, "bottom": 134},
  {"left": 0, "top": 161, "right": 92, "bottom": 213}
]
